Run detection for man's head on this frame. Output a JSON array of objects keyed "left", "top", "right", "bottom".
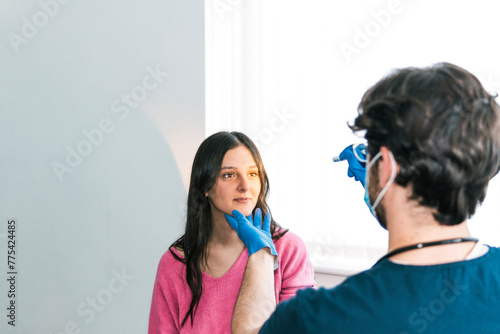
[{"left": 351, "top": 62, "right": 500, "bottom": 226}]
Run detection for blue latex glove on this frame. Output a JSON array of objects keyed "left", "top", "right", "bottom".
[
  {"left": 225, "top": 209, "right": 278, "bottom": 268},
  {"left": 335, "top": 144, "right": 367, "bottom": 188}
]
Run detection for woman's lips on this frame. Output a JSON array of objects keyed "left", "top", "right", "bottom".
[{"left": 234, "top": 197, "right": 251, "bottom": 203}]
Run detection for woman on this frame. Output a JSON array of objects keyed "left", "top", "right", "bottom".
[{"left": 148, "top": 131, "right": 315, "bottom": 333}]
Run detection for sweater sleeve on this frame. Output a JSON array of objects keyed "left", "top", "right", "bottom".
[
  {"left": 148, "top": 250, "right": 183, "bottom": 334},
  {"left": 275, "top": 231, "right": 316, "bottom": 302}
]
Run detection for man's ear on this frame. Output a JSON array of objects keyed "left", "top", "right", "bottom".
[{"left": 378, "top": 146, "right": 399, "bottom": 187}]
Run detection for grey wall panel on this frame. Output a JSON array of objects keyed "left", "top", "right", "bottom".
[{"left": 0, "top": 1, "right": 204, "bottom": 333}]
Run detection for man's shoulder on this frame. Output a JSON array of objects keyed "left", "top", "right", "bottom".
[
  {"left": 261, "top": 248, "right": 500, "bottom": 334},
  {"left": 260, "top": 277, "right": 378, "bottom": 334},
  {"left": 268, "top": 263, "right": 402, "bottom": 316},
  {"left": 485, "top": 245, "right": 500, "bottom": 255}
]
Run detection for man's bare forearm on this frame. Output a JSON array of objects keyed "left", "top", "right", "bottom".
[{"left": 232, "top": 248, "right": 276, "bottom": 334}]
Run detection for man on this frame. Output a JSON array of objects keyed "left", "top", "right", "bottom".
[{"left": 226, "top": 63, "right": 500, "bottom": 333}]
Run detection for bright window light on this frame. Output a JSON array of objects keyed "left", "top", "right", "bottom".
[{"left": 205, "top": 0, "right": 500, "bottom": 275}]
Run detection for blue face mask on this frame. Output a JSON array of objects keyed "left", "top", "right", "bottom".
[{"left": 364, "top": 150, "right": 397, "bottom": 222}]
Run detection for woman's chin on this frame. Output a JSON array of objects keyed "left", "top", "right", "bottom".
[{"left": 230, "top": 207, "right": 254, "bottom": 218}]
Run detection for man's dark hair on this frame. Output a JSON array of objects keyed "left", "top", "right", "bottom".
[{"left": 351, "top": 62, "right": 500, "bottom": 225}]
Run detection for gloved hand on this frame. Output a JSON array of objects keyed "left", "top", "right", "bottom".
[
  {"left": 336, "top": 144, "right": 367, "bottom": 188},
  {"left": 225, "top": 209, "right": 278, "bottom": 268}
]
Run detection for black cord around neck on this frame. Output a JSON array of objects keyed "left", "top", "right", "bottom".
[{"left": 375, "top": 237, "right": 479, "bottom": 266}]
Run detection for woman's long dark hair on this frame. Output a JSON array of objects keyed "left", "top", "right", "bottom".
[{"left": 170, "top": 131, "right": 287, "bottom": 327}]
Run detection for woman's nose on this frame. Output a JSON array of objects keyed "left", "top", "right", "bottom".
[{"left": 238, "top": 175, "right": 250, "bottom": 192}]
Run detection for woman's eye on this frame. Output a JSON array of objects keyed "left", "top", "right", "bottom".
[
  {"left": 249, "top": 171, "right": 259, "bottom": 177},
  {"left": 222, "top": 172, "right": 235, "bottom": 178}
]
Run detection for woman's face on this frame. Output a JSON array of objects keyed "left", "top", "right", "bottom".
[{"left": 206, "top": 145, "right": 262, "bottom": 219}]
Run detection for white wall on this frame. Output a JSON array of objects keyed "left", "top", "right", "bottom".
[{"left": 0, "top": 1, "right": 204, "bottom": 333}]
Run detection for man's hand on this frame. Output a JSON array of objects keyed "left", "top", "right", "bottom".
[
  {"left": 335, "top": 144, "right": 367, "bottom": 187},
  {"left": 225, "top": 209, "right": 278, "bottom": 259}
]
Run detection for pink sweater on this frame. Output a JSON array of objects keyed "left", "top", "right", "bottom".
[{"left": 148, "top": 231, "right": 315, "bottom": 334}]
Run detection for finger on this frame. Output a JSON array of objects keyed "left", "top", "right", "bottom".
[
  {"left": 225, "top": 213, "right": 239, "bottom": 232},
  {"left": 338, "top": 146, "right": 354, "bottom": 161},
  {"left": 232, "top": 210, "right": 249, "bottom": 225},
  {"left": 253, "top": 208, "right": 262, "bottom": 229},
  {"left": 262, "top": 212, "right": 271, "bottom": 233},
  {"left": 354, "top": 144, "right": 367, "bottom": 163},
  {"left": 356, "top": 143, "right": 367, "bottom": 156}
]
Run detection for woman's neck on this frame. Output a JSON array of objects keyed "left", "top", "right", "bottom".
[
  {"left": 202, "top": 210, "right": 245, "bottom": 277},
  {"left": 209, "top": 209, "right": 244, "bottom": 247}
]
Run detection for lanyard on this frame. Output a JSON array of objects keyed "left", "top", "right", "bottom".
[{"left": 375, "top": 237, "right": 479, "bottom": 266}]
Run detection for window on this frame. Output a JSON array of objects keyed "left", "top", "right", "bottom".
[{"left": 205, "top": 0, "right": 500, "bottom": 275}]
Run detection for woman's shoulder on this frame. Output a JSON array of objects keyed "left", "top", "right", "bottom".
[
  {"left": 274, "top": 229, "right": 307, "bottom": 251},
  {"left": 156, "top": 247, "right": 186, "bottom": 274},
  {"left": 273, "top": 229, "right": 313, "bottom": 275},
  {"left": 171, "top": 246, "right": 185, "bottom": 258},
  {"left": 153, "top": 247, "right": 190, "bottom": 299}
]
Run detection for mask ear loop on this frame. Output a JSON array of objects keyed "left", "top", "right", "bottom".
[
  {"left": 371, "top": 151, "right": 397, "bottom": 210},
  {"left": 352, "top": 143, "right": 367, "bottom": 163},
  {"left": 364, "top": 151, "right": 381, "bottom": 209}
]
